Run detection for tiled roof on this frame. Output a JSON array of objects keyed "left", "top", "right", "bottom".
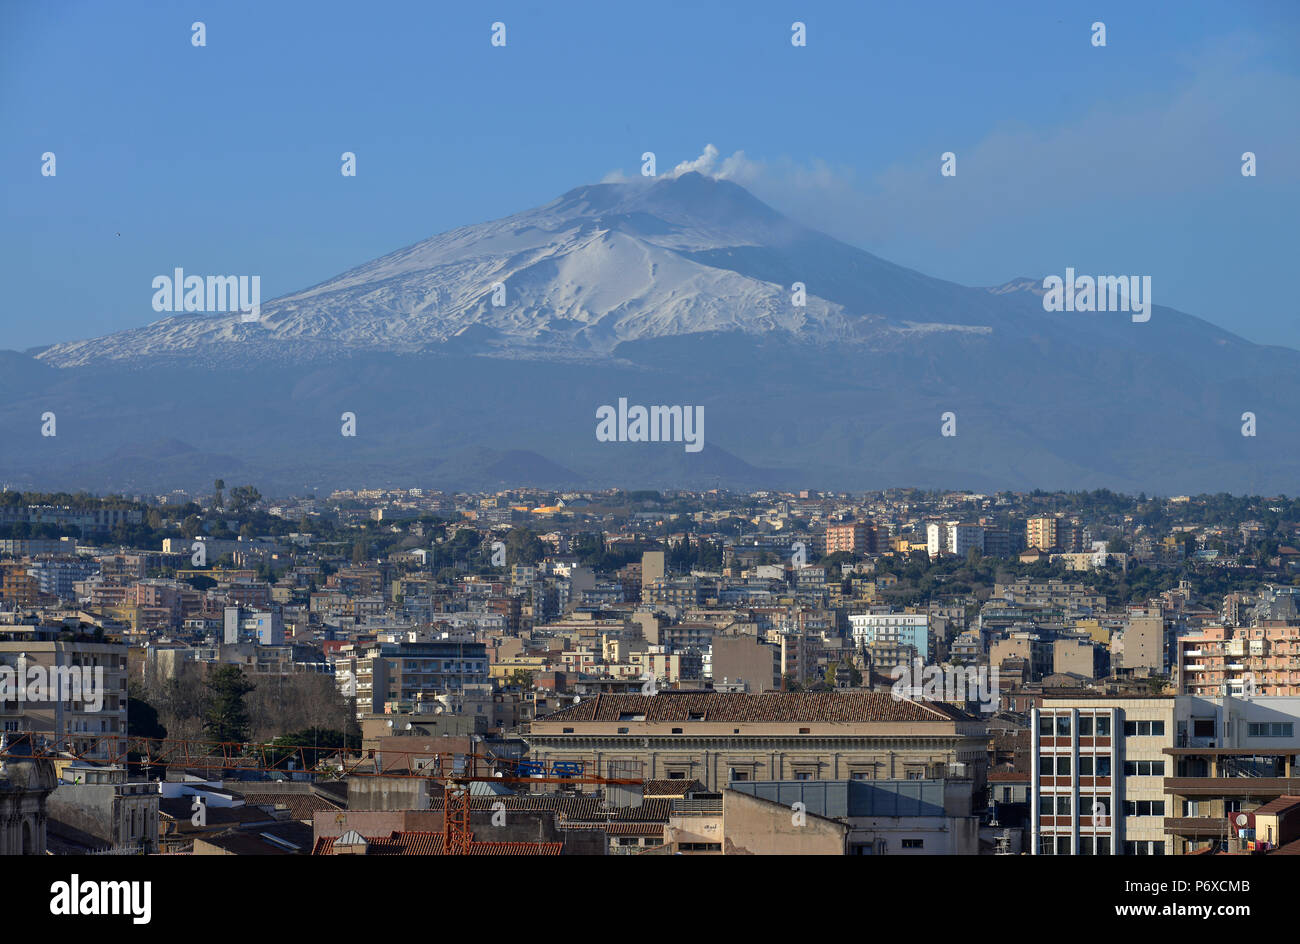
[
  {"left": 987, "top": 771, "right": 1030, "bottom": 782},
  {"left": 312, "top": 831, "right": 562, "bottom": 855},
  {"left": 427, "top": 795, "right": 675, "bottom": 822},
  {"left": 537, "top": 691, "right": 973, "bottom": 724},
  {"left": 247, "top": 792, "right": 342, "bottom": 820},
  {"left": 1252, "top": 796, "right": 1300, "bottom": 816},
  {"left": 573, "top": 822, "right": 665, "bottom": 837},
  {"left": 643, "top": 778, "right": 704, "bottom": 797}
]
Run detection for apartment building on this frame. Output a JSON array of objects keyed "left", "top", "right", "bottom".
[
  {"left": 824, "top": 521, "right": 875, "bottom": 556},
  {"left": 849, "top": 613, "right": 931, "bottom": 662},
  {"left": 926, "top": 522, "right": 984, "bottom": 559},
  {"left": 1027, "top": 515, "right": 1059, "bottom": 552},
  {"left": 1176, "top": 622, "right": 1300, "bottom": 696},
  {"left": 1031, "top": 696, "right": 1174, "bottom": 855},
  {"left": 0, "top": 626, "right": 128, "bottom": 761},
  {"left": 1033, "top": 694, "right": 1300, "bottom": 854},
  {"left": 1163, "top": 696, "right": 1300, "bottom": 853},
  {"left": 345, "top": 639, "right": 490, "bottom": 717}
]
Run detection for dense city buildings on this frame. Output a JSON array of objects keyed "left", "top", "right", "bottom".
[{"left": 0, "top": 485, "right": 1297, "bottom": 858}]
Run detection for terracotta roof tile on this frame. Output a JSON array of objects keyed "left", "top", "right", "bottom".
[{"left": 537, "top": 691, "right": 973, "bottom": 724}]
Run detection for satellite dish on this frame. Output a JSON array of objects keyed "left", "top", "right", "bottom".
[{"left": 1236, "top": 814, "right": 1249, "bottom": 827}]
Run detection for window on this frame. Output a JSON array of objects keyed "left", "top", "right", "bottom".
[
  {"left": 617, "top": 727, "right": 629, "bottom": 734},
  {"left": 1096, "top": 756, "right": 1111, "bottom": 777},
  {"left": 1038, "top": 755, "right": 1054, "bottom": 775},
  {"left": 1039, "top": 716, "right": 1053, "bottom": 736},
  {"left": 1096, "top": 717, "right": 1111, "bottom": 736},
  {"left": 1097, "top": 837, "right": 1111, "bottom": 855},
  {"left": 668, "top": 770, "right": 686, "bottom": 779},
  {"left": 795, "top": 771, "right": 813, "bottom": 781},
  {"left": 1079, "top": 756, "right": 1093, "bottom": 776},
  {"left": 1078, "top": 717, "right": 1094, "bottom": 736},
  {"left": 671, "top": 728, "right": 683, "bottom": 734},
  {"left": 1056, "top": 716, "right": 1070, "bottom": 737},
  {"left": 1056, "top": 756, "right": 1071, "bottom": 776},
  {"left": 1055, "top": 796, "right": 1071, "bottom": 815},
  {"left": 1079, "top": 837, "right": 1094, "bottom": 855},
  {"left": 1193, "top": 719, "right": 1216, "bottom": 737},
  {"left": 901, "top": 839, "right": 924, "bottom": 849}
]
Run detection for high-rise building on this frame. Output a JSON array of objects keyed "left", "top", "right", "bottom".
[
  {"left": 641, "top": 551, "right": 665, "bottom": 592},
  {"left": 1027, "top": 515, "right": 1059, "bottom": 552},
  {"left": 0, "top": 625, "right": 128, "bottom": 761},
  {"left": 824, "top": 521, "right": 874, "bottom": 555}
]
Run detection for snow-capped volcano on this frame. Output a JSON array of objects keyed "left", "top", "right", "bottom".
[
  {"left": 38, "top": 173, "right": 1003, "bottom": 368},
  {"left": 10, "top": 171, "right": 1299, "bottom": 496}
]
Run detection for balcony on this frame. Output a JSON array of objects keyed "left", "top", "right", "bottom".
[
  {"left": 1165, "top": 777, "right": 1300, "bottom": 798},
  {"left": 1164, "top": 817, "right": 1230, "bottom": 837}
]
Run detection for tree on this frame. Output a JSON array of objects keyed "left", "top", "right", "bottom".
[
  {"left": 504, "top": 528, "right": 545, "bottom": 566},
  {"left": 213, "top": 479, "right": 225, "bottom": 509},
  {"left": 127, "top": 680, "right": 167, "bottom": 740},
  {"left": 203, "top": 666, "right": 256, "bottom": 743},
  {"left": 228, "top": 485, "right": 262, "bottom": 516}
]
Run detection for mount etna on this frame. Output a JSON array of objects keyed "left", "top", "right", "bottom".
[{"left": 3, "top": 172, "right": 1295, "bottom": 495}]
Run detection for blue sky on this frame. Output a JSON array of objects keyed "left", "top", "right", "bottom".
[{"left": 2, "top": 0, "right": 1298, "bottom": 351}]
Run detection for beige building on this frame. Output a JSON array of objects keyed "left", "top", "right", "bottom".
[
  {"left": 0, "top": 626, "right": 128, "bottom": 761},
  {"left": 641, "top": 551, "right": 665, "bottom": 594},
  {"left": 1027, "top": 515, "right": 1058, "bottom": 551},
  {"left": 1032, "top": 696, "right": 1176, "bottom": 855},
  {"left": 711, "top": 636, "right": 779, "bottom": 693},
  {"left": 528, "top": 691, "right": 987, "bottom": 792},
  {"left": 1119, "top": 615, "right": 1165, "bottom": 673}
]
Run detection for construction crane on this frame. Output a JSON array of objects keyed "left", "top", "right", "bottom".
[{"left": 0, "top": 731, "right": 641, "bottom": 855}]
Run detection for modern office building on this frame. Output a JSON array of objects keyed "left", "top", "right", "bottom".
[{"left": 1032, "top": 694, "right": 1300, "bottom": 854}]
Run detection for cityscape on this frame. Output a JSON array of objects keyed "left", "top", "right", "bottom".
[
  {"left": 2, "top": 484, "right": 1299, "bottom": 862},
  {"left": 2, "top": 0, "right": 1297, "bottom": 922}
]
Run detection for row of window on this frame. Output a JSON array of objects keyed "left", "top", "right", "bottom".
[
  {"left": 1038, "top": 716, "right": 1113, "bottom": 737},
  {"left": 1248, "top": 722, "right": 1294, "bottom": 738},
  {"left": 1123, "top": 760, "right": 1167, "bottom": 776},
  {"left": 1123, "top": 721, "right": 1166, "bottom": 737},
  {"left": 1038, "top": 755, "right": 1113, "bottom": 776},
  {"left": 1039, "top": 838, "right": 1167, "bottom": 855},
  {"left": 1039, "top": 796, "right": 1111, "bottom": 816},
  {"left": 1037, "top": 797, "right": 1166, "bottom": 816},
  {"left": 1040, "top": 836, "right": 1113, "bottom": 854}
]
